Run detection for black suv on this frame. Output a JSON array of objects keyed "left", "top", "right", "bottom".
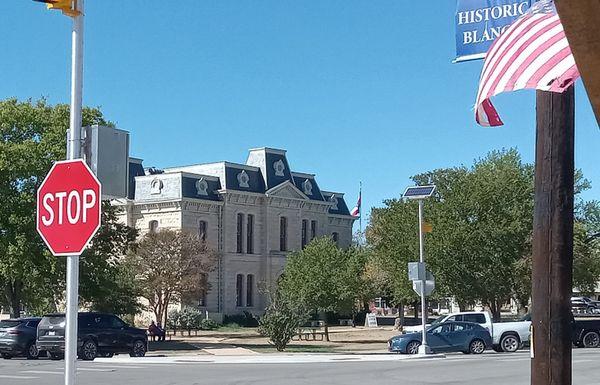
[
  {"left": 37, "top": 312, "right": 148, "bottom": 360},
  {"left": 0, "top": 318, "right": 42, "bottom": 359}
]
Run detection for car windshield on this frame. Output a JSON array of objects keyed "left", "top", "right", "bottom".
[
  {"left": 429, "top": 317, "right": 445, "bottom": 327},
  {"left": 519, "top": 314, "right": 531, "bottom": 322},
  {"left": 0, "top": 320, "right": 21, "bottom": 329},
  {"left": 40, "top": 316, "right": 65, "bottom": 327}
]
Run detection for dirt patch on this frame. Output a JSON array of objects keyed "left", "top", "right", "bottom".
[{"left": 164, "top": 326, "right": 400, "bottom": 354}]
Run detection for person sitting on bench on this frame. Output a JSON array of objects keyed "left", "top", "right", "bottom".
[{"left": 148, "top": 320, "right": 166, "bottom": 341}]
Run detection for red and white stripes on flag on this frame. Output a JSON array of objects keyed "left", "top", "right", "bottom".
[
  {"left": 351, "top": 193, "right": 361, "bottom": 217},
  {"left": 475, "top": 0, "right": 580, "bottom": 127}
]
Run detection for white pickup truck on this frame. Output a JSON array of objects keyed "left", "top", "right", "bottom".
[{"left": 403, "top": 311, "right": 531, "bottom": 353}]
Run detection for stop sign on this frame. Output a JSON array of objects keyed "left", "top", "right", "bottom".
[{"left": 37, "top": 159, "right": 102, "bottom": 256}]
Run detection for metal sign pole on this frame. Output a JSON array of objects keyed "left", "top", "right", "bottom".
[
  {"left": 65, "top": 1, "right": 84, "bottom": 384},
  {"left": 417, "top": 199, "right": 430, "bottom": 354}
]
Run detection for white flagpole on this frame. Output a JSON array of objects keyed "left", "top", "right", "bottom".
[{"left": 359, "top": 181, "right": 362, "bottom": 245}]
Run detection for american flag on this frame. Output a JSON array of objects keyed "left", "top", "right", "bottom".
[
  {"left": 350, "top": 191, "right": 361, "bottom": 217},
  {"left": 475, "top": 0, "right": 580, "bottom": 127}
]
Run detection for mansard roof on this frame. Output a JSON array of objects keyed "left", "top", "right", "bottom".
[
  {"left": 128, "top": 148, "right": 353, "bottom": 215},
  {"left": 246, "top": 147, "right": 294, "bottom": 190},
  {"left": 133, "top": 171, "right": 222, "bottom": 202},
  {"left": 322, "top": 191, "right": 352, "bottom": 216},
  {"left": 163, "top": 162, "right": 266, "bottom": 193},
  {"left": 291, "top": 172, "right": 325, "bottom": 201}
]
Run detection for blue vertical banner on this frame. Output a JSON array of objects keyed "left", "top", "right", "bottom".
[{"left": 455, "top": 0, "right": 533, "bottom": 63}]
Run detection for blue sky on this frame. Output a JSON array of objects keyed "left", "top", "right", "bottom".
[{"left": 3, "top": 1, "right": 599, "bottom": 229}]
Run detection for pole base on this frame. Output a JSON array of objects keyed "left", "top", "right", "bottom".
[{"left": 418, "top": 344, "right": 432, "bottom": 355}]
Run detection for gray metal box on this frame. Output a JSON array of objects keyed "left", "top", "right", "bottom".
[
  {"left": 68, "top": 125, "right": 130, "bottom": 199},
  {"left": 407, "top": 262, "right": 427, "bottom": 281}
]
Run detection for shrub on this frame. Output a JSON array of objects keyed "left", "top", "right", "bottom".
[
  {"left": 223, "top": 311, "right": 259, "bottom": 327},
  {"left": 258, "top": 289, "right": 308, "bottom": 351},
  {"left": 200, "top": 318, "right": 218, "bottom": 330},
  {"left": 167, "top": 309, "right": 181, "bottom": 329},
  {"left": 179, "top": 307, "right": 203, "bottom": 329}
]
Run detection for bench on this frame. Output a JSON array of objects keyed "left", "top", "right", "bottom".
[
  {"left": 293, "top": 321, "right": 328, "bottom": 341},
  {"left": 147, "top": 330, "right": 171, "bottom": 341}
]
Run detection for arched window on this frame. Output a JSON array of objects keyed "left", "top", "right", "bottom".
[
  {"left": 149, "top": 220, "right": 159, "bottom": 234},
  {"left": 301, "top": 219, "right": 308, "bottom": 248},
  {"left": 246, "top": 215, "right": 254, "bottom": 254},
  {"left": 280, "top": 217, "right": 287, "bottom": 251},
  {"left": 198, "top": 220, "right": 207, "bottom": 242},
  {"left": 246, "top": 274, "right": 254, "bottom": 307},
  {"left": 198, "top": 273, "right": 207, "bottom": 307},
  {"left": 332, "top": 232, "right": 339, "bottom": 246},
  {"left": 310, "top": 220, "right": 317, "bottom": 240},
  {"left": 236, "top": 274, "right": 244, "bottom": 307},
  {"left": 236, "top": 214, "right": 244, "bottom": 253}
]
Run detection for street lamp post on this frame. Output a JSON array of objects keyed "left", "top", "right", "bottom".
[
  {"left": 416, "top": 199, "right": 430, "bottom": 354},
  {"left": 404, "top": 185, "right": 436, "bottom": 355}
]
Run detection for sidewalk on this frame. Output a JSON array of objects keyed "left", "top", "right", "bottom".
[{"left": 105, "top": 352, "right": 445, "bottom": 364}]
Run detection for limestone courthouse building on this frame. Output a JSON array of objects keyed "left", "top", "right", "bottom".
[{"left": 116, "top": 147, "right": 356, "bottom": 318}]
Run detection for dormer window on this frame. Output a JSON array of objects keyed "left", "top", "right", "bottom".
[{"left": 274, "top": 159, "right": 286, "bottom": 177}]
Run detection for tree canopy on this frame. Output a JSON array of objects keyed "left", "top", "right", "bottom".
[
  {"left": 127, "top": 229, "right": 218, "bottom": 327},
  {"left": 367, "top": 148, "right": 599, "bottom": 321},
  {"left": 279, "top": 237, "right": 369, "bottom": 317},
  {"left": 0, "top": 98, "right": 136, "bottom": 317}
]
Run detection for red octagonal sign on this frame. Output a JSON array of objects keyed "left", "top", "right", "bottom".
[{"left": 37, "top": 159, "right": 102, "bottom": 256}]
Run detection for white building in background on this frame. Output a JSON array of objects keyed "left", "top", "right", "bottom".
[{"left": 116, "top": 147, "right": 356, "bottom": 320}]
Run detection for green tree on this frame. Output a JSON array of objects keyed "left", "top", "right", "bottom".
[
  {"left": 573, "top": 200, "right": 600, "bottom": 296},
  {"left": 420, "top": 149, "right": 535, "bottom": 320},
  {"left": 366, "top": 199, "right": 421, "bottom": 314},
  {"left": 280, "top": 237, "right": 366, "bottom": 316},
  {"left": 79, "top": 203, "right": 141, "bottom": 316},
  {"left": 367, "top": 148, "right": 599, "bottom": 320},
  {"left": 0, "top": 98, "right": 108, "bottom": 317},
  {"left": 127, "top": 229, "right": 218, "bottom": 327}
]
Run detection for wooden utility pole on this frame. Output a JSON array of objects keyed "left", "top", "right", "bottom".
[{"left": 531, "top": 86, "right": 575, "bottom": 385}]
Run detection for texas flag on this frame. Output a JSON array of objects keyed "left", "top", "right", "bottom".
[{"left": 351, "top": 191, "right": 361, "bottom": 217}]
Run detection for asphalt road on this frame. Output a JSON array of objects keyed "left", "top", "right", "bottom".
[{"left": 1, "top": 349, "right": 599, "bottom": 385}]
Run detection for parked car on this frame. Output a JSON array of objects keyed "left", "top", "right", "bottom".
[
  {"left": 0, "top": 317, "right": 42, "bottom": 359},
  {"left": 571, "top": 297, "right": 600, "bottom": 313},
  {"left": 403, "top": 311, "right": 530, "bottom": 353},
  {"left": 389, "top": 321, "right": 492, "bottom": 354},
  {"left": 572, "top": 316, "right": 600, "bottom": 348},
  {"left": 37, "top": 312, "right": 147, "bottom": 361}
]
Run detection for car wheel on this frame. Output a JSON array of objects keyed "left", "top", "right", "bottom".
[
  {"left": 1, "top": 353, "right": 12, "bottom": 359},
  {"left": 500, "top": 334, "right": 521, "bottom": 353},
  {"left": 129, "top": 339, "right": 147, "bottom": 357},
  {"left": 80, "top": 340, "right": 98, "bottom": 361},
  {"left": 469, "top": 339, "right": 486, "bottom": 354},
  {"left": 26, "top": 342, "right": 40, "bottom": 360},
  {"left": 48, "top": 352, "right": 63, "bottom": 360},
  {"left": 406, "top": 341, "right": 421, "bottom": 355},
  {"left": 582, "top": 331, "right": 600, "bottom": 348}
]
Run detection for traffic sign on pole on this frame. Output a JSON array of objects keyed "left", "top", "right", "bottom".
[
  {"left": 37, "top": 159, "right": 101, "bottom": 256},
  {"left": 34, "top": 1, "right": 86, "bottom": 384}
]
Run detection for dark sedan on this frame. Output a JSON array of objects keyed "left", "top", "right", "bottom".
[
  {"left": 0, "top": 317, "right": 42, "bottom": 359},
  {"left": 389, "top": 321, "right": 492, "bottom": 354}
]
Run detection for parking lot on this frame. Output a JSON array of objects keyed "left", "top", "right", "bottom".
[{"left": 1, "top": 349, "right": 600, "bottom": 385}]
